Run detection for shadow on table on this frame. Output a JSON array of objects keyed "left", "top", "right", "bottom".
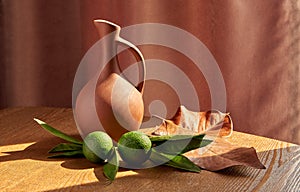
[
  {"left": 41, "top": 164, "right": 266, "bottom": 192},
  {"left": 0, "top": 136, "right": 85, "bottom": 163},
  {"left": 2, "top": 136, "right": 298, "bottom": 191},
  {"left": 0, "top": 135, "right": 256, "bottom": 178}
]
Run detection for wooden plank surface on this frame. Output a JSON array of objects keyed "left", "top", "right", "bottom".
[{"left": 0, "top": 107, "right": 299, "bottom": 192}]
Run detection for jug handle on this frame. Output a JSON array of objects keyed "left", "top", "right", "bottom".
[{"left": 116, "top": 37, "right": 146, "bottom": 94}]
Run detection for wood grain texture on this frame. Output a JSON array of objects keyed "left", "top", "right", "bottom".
[{"left": 0, "top": 107, "right": 299, "bottom": 192}]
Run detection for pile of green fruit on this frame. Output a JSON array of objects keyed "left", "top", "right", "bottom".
[{"left": 34, "top": 118, "right": 211, "bottom": 182}]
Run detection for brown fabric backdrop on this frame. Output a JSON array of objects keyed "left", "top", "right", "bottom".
[{"left": 1, "top": 0, "right": 299, "bottom": 144}]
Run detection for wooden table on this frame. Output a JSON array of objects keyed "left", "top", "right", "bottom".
[{"left": 0, "top": 107, "right": 299, "bottom": 192}]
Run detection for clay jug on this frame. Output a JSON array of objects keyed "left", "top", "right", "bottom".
[{"left": 74, "top": 19, "right": 146, "bottom": 142}]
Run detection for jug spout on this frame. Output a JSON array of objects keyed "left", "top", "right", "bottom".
[{"left": 93, "top": 19, "right": 121, "bottom": 40}]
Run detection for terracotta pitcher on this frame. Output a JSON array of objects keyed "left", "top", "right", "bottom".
[{"left": 74, "top": 19, "right": 146, "bottom": 142}]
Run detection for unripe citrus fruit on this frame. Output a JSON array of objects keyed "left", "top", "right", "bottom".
[
  {"left": 118, "top": 131, "right": 152, "bottom": 165},
  {"left": 83, "top": 131, "right": 113, "bottom": 163}
]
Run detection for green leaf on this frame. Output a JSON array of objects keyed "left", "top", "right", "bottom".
[
  {"left": 34, "top": 118, "right": 83, "bottom": 145},
  {"left": 149, "top": 148, "right": 171, "bottom": 163},
  {"left": 48, "top": 143, "right": 82, "bottom": 153},
  {"left": 165, "top": 155, "right": 201, "bottom": 173},
  {"left": 48, "top": 150, "right": 84, "bottom": 158},
  {"left": 199, "top": 139, "right": 213, "bottom": 148},
  {"left": 103, "top": 147, "right": 119, "bottom": 182},
  {"left": 150, "top": 134, "right": 198, "bottom": 143},
  {"left": 150, "top": 149, "right": 200, "bottom": 173},
  {"left": 150, "top": 134, "right": 211, "bottom": 155}
]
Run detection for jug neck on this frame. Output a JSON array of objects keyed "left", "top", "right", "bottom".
[{"left": 94, "top": 20, "right": 121, "bottom": 83}]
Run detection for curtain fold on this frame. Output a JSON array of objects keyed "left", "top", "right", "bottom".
[
  {"left": 0, "top": 0, "right": 82, "bottom": 108},
  {"left": 0, "top": 0, "right": 299, "bottom": 143}
]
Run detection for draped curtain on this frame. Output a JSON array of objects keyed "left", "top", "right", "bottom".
[{"left": 1, "top": 0, "right": 299, "bottom": 143}]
